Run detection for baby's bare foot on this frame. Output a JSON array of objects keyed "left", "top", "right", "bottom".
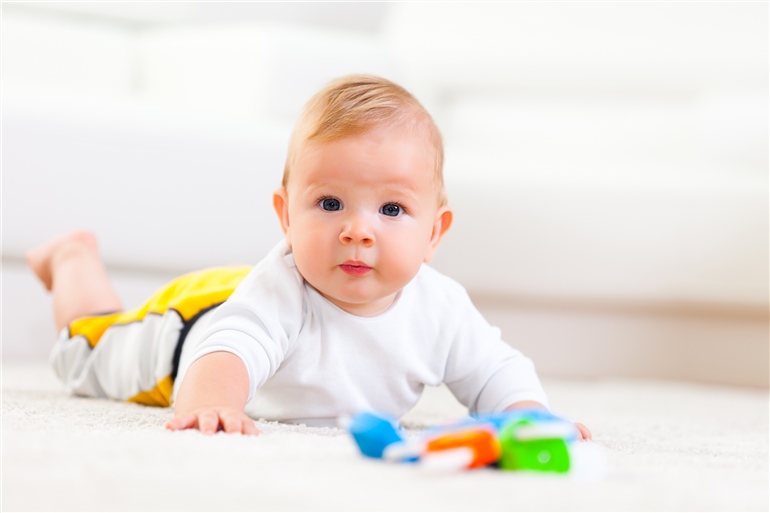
[{"left": 26, "top": 230, "right": 98, "bottom": 291}]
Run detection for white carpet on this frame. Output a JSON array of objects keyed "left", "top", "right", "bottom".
[{"left": 2, "top": 361, "right": 768, "bottom": 511}]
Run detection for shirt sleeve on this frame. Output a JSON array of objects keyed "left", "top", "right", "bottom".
[
  {"left": 442, "top": 291, "right": 549, "bottom": 414},
  {"left": 180, "top": 243, "right": 306, "bottom": 402}
]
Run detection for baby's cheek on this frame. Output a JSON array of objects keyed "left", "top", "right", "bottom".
[{"left": 384, "top": 249, "right": 424, "bottom": 289}]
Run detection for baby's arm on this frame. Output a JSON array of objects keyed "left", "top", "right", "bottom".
[
  {"left": 165, "top": 351, "right": 259, "bottom": 435},
  {"left": 505, "top": 400, "right": 592, "bottom": 441}
]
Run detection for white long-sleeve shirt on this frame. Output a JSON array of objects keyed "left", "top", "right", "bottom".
[{"left": 175, "top": 241, "right": 548, "bottom": 426}]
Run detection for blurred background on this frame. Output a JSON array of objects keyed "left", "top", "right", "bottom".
[{"left": 2, "top": 2, "right": 768, "bottom": 387}]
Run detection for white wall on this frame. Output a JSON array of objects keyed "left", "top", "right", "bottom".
[{"left": 2, "top": 3, "right": 767, "bottom": 386}]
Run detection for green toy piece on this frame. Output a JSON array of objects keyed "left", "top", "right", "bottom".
[{"left": 498, "top": 419, "right": 571, "bottom": 473}]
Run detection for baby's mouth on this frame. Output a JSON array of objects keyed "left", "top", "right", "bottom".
[{"left": 339, "top": 261, "right": 372, "bottom": 276}]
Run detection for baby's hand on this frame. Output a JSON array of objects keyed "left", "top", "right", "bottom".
[
  {"left": 574, "top": 422, "right": 592, "bottom": 441},
  {"left": 165, "top": 407, "right": 259, "bottom": 435},
  {"left": 505, "top": 400, "right": 592, "bottom": 441}
]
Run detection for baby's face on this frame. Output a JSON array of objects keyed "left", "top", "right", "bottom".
[{"left": 274, "top": 127, "right": 451, "bottom": 317}]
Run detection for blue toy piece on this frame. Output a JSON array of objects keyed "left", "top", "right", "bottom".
[
  {"left": 473, "top": 409, "right": 579, "bottom": 443},
  {"left": 425, "top": 409, "right": 577, "bottom": 441},
  {"left": 347, "top": 412, "right": 404, "bottom": 459},
  {"left": 474, "top": 409, "right": 561, "bottom": 428}
]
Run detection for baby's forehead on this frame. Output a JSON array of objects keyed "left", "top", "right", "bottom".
[
  {"left": 294, "top": 131, "right": 435, "bottom": 176},
  {"left": 309, "top": 120, "right": 434, "bottom": 157}
]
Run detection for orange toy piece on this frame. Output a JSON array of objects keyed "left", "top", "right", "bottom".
[{"left": 425, "top": 427, "right": 502, "bottom": 469}]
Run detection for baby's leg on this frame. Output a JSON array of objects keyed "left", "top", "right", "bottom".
[{"left": 26, "top": 230, "right": 123, "bottom": 332}]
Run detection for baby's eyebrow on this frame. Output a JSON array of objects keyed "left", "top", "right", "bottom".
[
  {"left": 303, "top": 181, "right": 420, "bottom": 201},
  {"left": 381, "top": 187, "right": 419, "bottom": 203},
  {"left": 302, "top": 182, "right": 335, "bottom": 196}
]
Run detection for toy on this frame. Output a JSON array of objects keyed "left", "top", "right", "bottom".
[
  {"left": 343, "top": 411, "right": 404, "bottom": 459},
  {"left": 344, "top": 409, "right": 598, "bottom": 475},
  {"left": 422, "top": 425, "right": 501, "bottom": 470},
  {"left": 498, "top": 419, "right": 572, "bottom": 472}
]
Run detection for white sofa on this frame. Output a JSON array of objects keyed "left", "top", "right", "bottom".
[{"left": 2, "top": 3, "right": 767, "bottom": 386}]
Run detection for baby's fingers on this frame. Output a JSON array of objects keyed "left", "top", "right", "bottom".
[
  {"left": 221, "top": 411, "right": 260, "bottom": 435},
  {"left": 575, "top": 422, "right": 592, "bottom": 441},
  {"left": 242, "top": 418, "right": 260, "bottom": 436},
  {"left": 220, "top": 411, "right": 243, "bottom": 434},
  {"left": 198, "top": 411, "right": 221, "bottom": 435},
  {"left": 165, "top": 413, "right": 197, "bottom": 431}
]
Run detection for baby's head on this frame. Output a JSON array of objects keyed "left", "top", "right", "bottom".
[
  {"left": 282, "top": 74, "right": 447, "bottom": 207},
  {"left": 273, "top": 75, "right": 453, "bottom": 317}
]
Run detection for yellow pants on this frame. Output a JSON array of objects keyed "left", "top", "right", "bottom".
[{"left": 50, "top": 266, "right": 251, "bottom": 407}]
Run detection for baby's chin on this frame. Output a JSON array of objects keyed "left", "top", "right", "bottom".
[{"left": 317, "top": 289, "right": 400, "bottom": 317}]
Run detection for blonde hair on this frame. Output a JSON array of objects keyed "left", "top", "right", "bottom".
[{"left": 283, "top": 74, "right": 446, "bottom": 206}]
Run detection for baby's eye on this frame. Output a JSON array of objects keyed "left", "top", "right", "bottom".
[
  {"left": 320, "top": 197, "right": 342, "bottom": 211},
  {"left": 380, "top": 203, "right": 403, "bottom": 217}
]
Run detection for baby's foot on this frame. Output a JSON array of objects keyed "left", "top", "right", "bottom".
[{"left": 25, "top": 230, "right": 98, "bottom": 291}]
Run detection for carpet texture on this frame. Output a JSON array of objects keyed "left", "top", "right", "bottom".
[{"left": 2, "top": 362, "right": 768, "bottom": 511}]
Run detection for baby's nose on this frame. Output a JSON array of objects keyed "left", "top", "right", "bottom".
[{"left": 340, "top": 216, "right": 375, "bottom": 246}]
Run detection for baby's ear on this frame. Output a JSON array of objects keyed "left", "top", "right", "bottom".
[
  {"left": 272, "top": 188, "right": 292, "bottom": 246},
  {"left": 424, "top": 206, "right": 453, "bottom": 263}
]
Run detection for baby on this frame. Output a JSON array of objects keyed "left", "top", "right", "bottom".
[{"left": 27, "top": 75, "right": 590, "bottom": 439}]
